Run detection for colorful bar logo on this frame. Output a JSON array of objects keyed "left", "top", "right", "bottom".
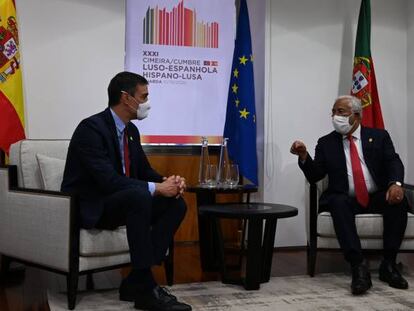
[{"left": 143, "top": 0, "right": 219, "bottom": 48}]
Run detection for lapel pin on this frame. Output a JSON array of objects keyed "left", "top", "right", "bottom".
[
  {"left": 130, "top": 137, "right": 133, "bottom": 141},
  {"left": 369, "top": 138, "right": 373, "bottom": 143}
]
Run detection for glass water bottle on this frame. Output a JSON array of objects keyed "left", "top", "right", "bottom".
[
  {"left": 198, "top": 136, "right": 210, "bottom": 186},
  {"left": 217, "top": 137, "right": 230, "bottom": 187}
]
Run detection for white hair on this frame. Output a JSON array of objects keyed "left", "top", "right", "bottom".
[{"left": 335, "top": 95, "right": 363, "bottom": 116}]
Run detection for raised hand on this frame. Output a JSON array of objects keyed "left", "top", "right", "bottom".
[{"left": 290, "top": 140, "right": 307, "bottom": 161}]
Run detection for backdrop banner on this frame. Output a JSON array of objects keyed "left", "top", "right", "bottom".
[{"left": 125, "top": 0, "right": 235, "bottom": 144}]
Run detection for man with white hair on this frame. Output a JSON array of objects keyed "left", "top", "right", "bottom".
[{"left": 290, "top": 95, "right": 409, "bottom": 295}]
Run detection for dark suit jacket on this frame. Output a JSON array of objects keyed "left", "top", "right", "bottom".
[
  {"left": 299, "top": 127, "right": 404, "bottom": 211},
  {"left": 61, "top": 108, "right": 163, "bottom": 228}
]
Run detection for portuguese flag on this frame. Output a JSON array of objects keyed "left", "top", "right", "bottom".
[
  {"left": 0, "top": 0, "right": 25, "bottom": 155},
  {"left": 351, "top": 0, "right": 384, "bottom": 129}
]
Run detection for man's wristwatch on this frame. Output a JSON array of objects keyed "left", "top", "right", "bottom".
[{"left": 389, "top": 181, "right": 403, "bottom": 187}]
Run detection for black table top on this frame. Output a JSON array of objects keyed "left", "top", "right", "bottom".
[
  {"left": 187, "top": 184, "right": 258, "bottom": 194},
  {"left": 199, "top": 202, "right": 298, "bottom": 219}
]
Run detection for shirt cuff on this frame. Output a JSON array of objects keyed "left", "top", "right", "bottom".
[{"left": 148, "top": 182, "right": 156, "bottom": 196}]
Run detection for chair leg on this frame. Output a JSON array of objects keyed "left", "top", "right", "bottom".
[
  {"left": 67, "top": 270, "right": 79, "bottom": 310},
  {"left": 86, "top": 273, "right": 94, "bottom": 290},
  {"left": 0, "top": 255, "right": 11, "bottom": 276},
  {"left": 165, "top": 241, "right": 174, "bottom": 286},
  {"left": 307, "top": 243, "right": 317, "bottom": 277}
]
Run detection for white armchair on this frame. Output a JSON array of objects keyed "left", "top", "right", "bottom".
[
  {"left": 0, "top": 140, "right": 173, "bottom": 309},
  {"left": 306, "top": 177, "right": 414, "bottom": 276}
]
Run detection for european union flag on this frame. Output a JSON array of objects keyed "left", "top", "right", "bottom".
[{"left": 223, "top": 0, "right": 258, "bottom": 185}]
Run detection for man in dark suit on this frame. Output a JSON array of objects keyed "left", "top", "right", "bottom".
[
  {"left": 62, "top": 72, "right": 192, "bottom": 311},
  {"left": 290, "top": 95, "right": 409, "bottom": 295}
]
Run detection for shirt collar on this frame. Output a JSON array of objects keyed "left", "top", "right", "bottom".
[
  {"left": 110, "top": 108, "right": 126, "bottom": 134},
  {"left": 343, "top": 124, "right": 361, "bottom": 140}
]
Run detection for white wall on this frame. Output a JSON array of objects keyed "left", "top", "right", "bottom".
[
  {"left": 408, "top": 1, "right": 414, "bottom": 184},
  {"left": 265, "top": 0, "right": 408, "bottom": 246},
  {"left": 17, "top": 0, "right": 125, "bottom": 138}
]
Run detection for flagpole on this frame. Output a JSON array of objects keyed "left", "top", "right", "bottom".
[{"left": 0, "top": 150, "right": 5, "bottom": 165}]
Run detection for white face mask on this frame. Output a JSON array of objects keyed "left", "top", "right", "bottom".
[
  {"left": 136, "top": 100, "right": 151, "bottom": 120},
  {"left": 332, "top": 115, "right": 353, "bottom": 135},
  {"left": 123, "top": 91, "right": 151, "bottom": 120}
]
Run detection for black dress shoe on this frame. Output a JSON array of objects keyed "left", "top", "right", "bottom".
[
  {"left": 351, "top": 263, "right": 372, "bottom": 295},
  {"left": 119, "top": 278, "right": 176, "bottom": 302},
  {"left": 119, "top": 278, "right": 141, "bottom": 302},
  {"left": 379, "top": 260, "right": 409, "bottom": 289},
  {"left": 119, "top": 278, "right": 135, "bottom": 302},
  {"left": 134, "top": 285, "right": 191, "bottom": 311}
]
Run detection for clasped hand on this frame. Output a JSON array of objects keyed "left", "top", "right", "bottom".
[{"left": 156, "top": 175, "right": 186, "bottom": 198}]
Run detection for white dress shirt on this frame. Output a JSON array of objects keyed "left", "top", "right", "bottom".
[{"left": 343, "top": 125, "right": 377, "bottom": 196}]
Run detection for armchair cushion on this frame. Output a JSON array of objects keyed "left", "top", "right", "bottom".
[
  {"left": 318, "top": 211, "right": 414, "bottom": 239},
  {"left": 9, "top": 140, "right": 69, "bottom": 189},
  {"left": 79, "top": 227, "right": 129, "bottom": 257},
  {"left": 36, "top": 153, "right": 66, "bottom": 191}
]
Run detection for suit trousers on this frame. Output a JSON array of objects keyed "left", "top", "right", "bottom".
[
  {"left": 95, "top": 188, "right": 187, "bottom": 269},
  {"left": 327, "top": 190, "right": 408, "bottom": 265}
]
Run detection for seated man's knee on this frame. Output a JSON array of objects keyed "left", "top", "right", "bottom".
[
  {"left": 123, "top": 188, "right": 152, "bottom": 211},
  {"left": 328, "top": 194, "right": 350, "bottom": 212},
  {"left": 174, "top": 197, "right": 187, "bottom": 218},
  {"left": 389, "top": 196, "right": 409, "bottom": 213},
  {"left": 399, "top": 197, "right": 409, "bottom": 210}
]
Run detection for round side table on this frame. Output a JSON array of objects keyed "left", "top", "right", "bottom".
[
  {"left": 199, "top": 202, "right": 298, "bottom": 290},
  {"left": 187, "top": 184, "right": 258, "bottom": 271}
]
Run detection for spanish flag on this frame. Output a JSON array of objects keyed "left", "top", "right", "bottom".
[{"left": 0, "top": 0, "right": 25, "bottom": 155}]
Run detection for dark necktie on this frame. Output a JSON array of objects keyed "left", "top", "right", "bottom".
[
  {"left": 348, "top": 135, "right": 369, "bottom": 207},
  {"left": 123, "top": 129, "right": 130, "bottom": 177}
]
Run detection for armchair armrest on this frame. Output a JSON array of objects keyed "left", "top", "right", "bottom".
[
  {"left": 404, "top": 183, "right": 414, "bottom": 213},
  {"left": 306, "top": 182, "right": 318, "bottom": 246},
  {"left": 0, "top": 165, "right": 78, "bottom": 272},
  {"left": 305, "top": 180, "right": 321, "bottom": 277},
  {"left": 305, "top": 177, "right": 328, "bottom": 241}
]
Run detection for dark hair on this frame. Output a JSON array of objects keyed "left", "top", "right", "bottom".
[{"left": 107, "top": 72, "right": 148, "bottom": 107}]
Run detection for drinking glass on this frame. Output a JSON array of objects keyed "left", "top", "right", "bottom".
[
  {"left": 205, "top": 164, "right": 218, "bottom": 188},
  {"left": 225, "top": 164, "right": 239, "bottom": 188}
]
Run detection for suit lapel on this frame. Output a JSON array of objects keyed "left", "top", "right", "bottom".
[
  {"left": 103, "top": 108, "right": 123, "bottom": 173},
  {"left": 360, "top": 127, "right": 373, "bottom": 157},
  {"left": 125, "top": 123, "right": 138, "bottom": 178},
  {"left": 360, "top": 126, "right": 375, "bottom": 174},
  {"left": 333, "top": 131, "right": 347, "bottom": 174}
]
